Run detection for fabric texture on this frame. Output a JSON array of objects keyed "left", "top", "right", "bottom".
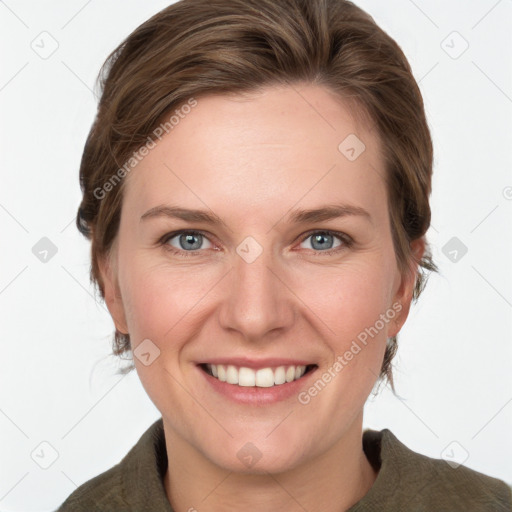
[{"left": 56, "top": 417, "right": 512, "bottom": 511}]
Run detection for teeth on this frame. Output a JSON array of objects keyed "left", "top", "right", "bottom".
[
  {"left": 217, "top": 364, "right": 226, "bottom": 382},
  {"left": 239, "top": 367, "right": 255, "bottom": 387},
  {"left": 226, "top": 365, "right": 238, "bottom": 384},
  {"left": 205, "top": 364, "right": 308, "bottom": 387},
  {"left": 255, "top": 368, "right": 274, "bottom": 387},
  {"left": 274, "top": 366, "right": 286, "bottom": 385}
]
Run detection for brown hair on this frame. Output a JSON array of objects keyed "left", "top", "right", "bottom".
[{"left": 77, "top": 0, "right": 437, "bottom": 391}]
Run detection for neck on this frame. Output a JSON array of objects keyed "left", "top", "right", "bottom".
[{"left": 163, "top": 415, "right": 378, "bottom": 512}]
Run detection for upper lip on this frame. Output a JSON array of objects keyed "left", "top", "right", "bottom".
[{"left": 197, "top": 358, "right": 315, "bottom": 369}]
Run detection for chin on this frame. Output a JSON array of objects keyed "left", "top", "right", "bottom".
[{"left": 208, "top": 444, "right": 308, "bottom": 475}]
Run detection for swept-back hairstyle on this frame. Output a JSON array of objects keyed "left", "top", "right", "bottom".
[{"left": 77, "top": 0, "right": 437, "bottom": 390}]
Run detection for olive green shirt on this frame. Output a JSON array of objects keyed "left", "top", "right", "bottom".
[{"left": 56, "top": 418, "right": 512, "bottom": 511}]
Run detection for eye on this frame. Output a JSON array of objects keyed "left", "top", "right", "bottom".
[
  {"left": 161, "top": 230, "right": 214, "bottom": 254},
  {"left": 298, "top": 230, "right": 351, "bottom": 254}
]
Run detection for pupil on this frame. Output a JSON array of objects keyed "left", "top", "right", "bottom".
[
  {"left": 181, "top": 233, "right": 201, "bottom": 250},
  {"left": 313, "top": 233, "right": 332, "bottom": 250}
]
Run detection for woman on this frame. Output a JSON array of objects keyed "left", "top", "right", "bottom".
[{"left": 57, "top": 0, "right": 512, "bottom": 510}]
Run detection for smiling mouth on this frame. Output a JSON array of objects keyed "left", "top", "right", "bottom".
[{"left": 200, "top": 363, "right": 317, "bottom": 388}]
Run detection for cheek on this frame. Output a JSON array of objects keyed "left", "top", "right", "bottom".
[
  {"left": 296, "top": 258, "right": 394, "bottom": 395},
  {"left": 118, "top": 256, "right": 220, "bottom": 348},
  {"left": 298, "top": 259, "right": 395, "bottom": 342}
]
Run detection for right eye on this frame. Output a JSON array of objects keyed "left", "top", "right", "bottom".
[{"left": 160, "top": 230, "right": 215, "bottom": 256}]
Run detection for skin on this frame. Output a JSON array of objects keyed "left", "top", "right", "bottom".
[{"left": 99, "top": 83, "right": 425, "bottom": 512}]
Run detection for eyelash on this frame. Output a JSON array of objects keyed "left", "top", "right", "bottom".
[{"left": 158, "top": 229, "right": 353, "bottom": 258}]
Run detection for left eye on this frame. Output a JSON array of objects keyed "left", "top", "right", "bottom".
[{"left": 299, "top": 231, "right": 345, "bottom": 251}]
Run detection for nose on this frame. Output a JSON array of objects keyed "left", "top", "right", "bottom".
[{"left": 217, "top": 244, "right": 296, "bottom": 343}]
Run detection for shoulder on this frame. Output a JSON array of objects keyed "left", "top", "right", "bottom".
[
  {"left": 359, "top": 428, "right": 512, "bottom": 511},
  {"left": 56, "top": 462, "right": 128, "bottom": 511},
  {"left": 56, "top": 418, "right": 171, "bottom": 511}
]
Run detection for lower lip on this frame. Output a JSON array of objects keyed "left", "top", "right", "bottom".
[{"left": 198, "top": 366, "right": 317, "bottom": 405}]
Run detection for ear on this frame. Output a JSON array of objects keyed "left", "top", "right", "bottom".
[
  {"left": 97, "top": 249, "right": 129, "bottom": 335},
  {"left": 387, "top": 237, "right": 426, "bottom": 338}
]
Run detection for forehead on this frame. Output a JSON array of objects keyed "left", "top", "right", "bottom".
[{"left": 122, "top": 84, "right": 387, "bottom": 222}]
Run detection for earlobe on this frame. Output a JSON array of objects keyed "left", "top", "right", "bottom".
[
  {"left": 97, "top": 251, "right": 129, "bottom": 335},
  {"left": 411, "top": 237, "right": 426, "bottom": 263},
  {"left": 388, "top": 237, "right": 426, "bottom": 338}
]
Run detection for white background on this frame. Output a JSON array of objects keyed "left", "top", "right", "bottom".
[{"left": 1, "top": 0, "right": 511, "bottom": 510}]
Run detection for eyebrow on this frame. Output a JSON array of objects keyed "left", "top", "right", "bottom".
[
  {"left": 140, "top": 204, "right": 372, "bottom": 226},
  {"left": 288, "top": 204, "right": 371, "bottom": 224},
  {"left": 140, "top": 206, "right": 228, "bottom": 227}
]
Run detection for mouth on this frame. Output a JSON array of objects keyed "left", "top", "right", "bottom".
[{"left": 199, "top": 363, "right": 317, "bottom": 388}]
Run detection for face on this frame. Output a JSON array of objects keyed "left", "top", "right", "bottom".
[{"left": 100, "top": 83, "right": 422, "bottom": 474}]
